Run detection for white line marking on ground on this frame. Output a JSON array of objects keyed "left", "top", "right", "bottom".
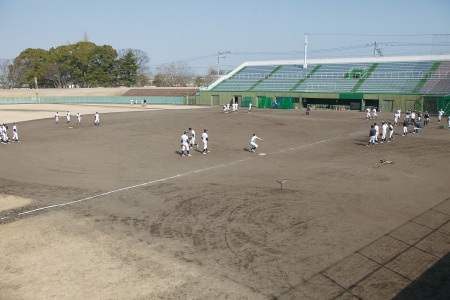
[{"left": 1, "top": 131, "right": 366, "bottom": 221}]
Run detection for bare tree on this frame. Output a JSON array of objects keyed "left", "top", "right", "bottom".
[
  {"left": 0, "top": 59, "right": 11, "bottom": 89},
  {"left": 1, "top": 58, "right": 28, "bottom": 89},
  {"left": 43, "top": 62, "right": 72, "bottom": 88},
  {"left": 154, "top": 61, "right": 193, "bottom": 87}
]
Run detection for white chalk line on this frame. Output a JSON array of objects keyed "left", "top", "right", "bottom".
[
  {"left": 1, "top": 130, "right": 365, "bottom": 221},
  {"left": 0, "top": 157, "right": 252, "bottom": 220}
]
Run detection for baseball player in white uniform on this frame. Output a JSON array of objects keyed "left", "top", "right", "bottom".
[
  {"left": 94, "top": 112, "right": 100, "bottom": 126},
  {"left": 388, "top": 122, "right": 394, "bottom": 142},
  {"left": 381, "top": 121, "right": 388, "bottom": 143},
  {"left": 180, "top": 131, "right": 191, "bottom": 156},
  {"left": 374, "top": 123, "right": 379, "bottom": 143},
  {"left": 438, "top": 109, "right": 444, "bottom": 123},
  {"left": 372, "top": 108, "right": 378, "bottom": 119},
  {"left": 55, "top": 112, "right": 59, "bottom": 124},
  {"left": 250, "top": 133, "right": 263, "bottom": 152},
  {"left": 366, "top": 107, "right": 371, "bottom": 120},
  {"left": 248, "top": 102, "right": 252, "bottom": 113},
  {"left": 12, "top": 122, "right": 19, "bottom": 142},
  {"left": 201, "top": 129, "right": 209, "bottom": 154},
  {"left": 1, "top": 123, "right": 8, "bottom": 143},
  {"left": 66, "top": 111, "right": 71, "bottom": 123},
  {"left": 77, "top": 112, "right": 82, "bottom": 124},
  {"left": 189, "top": 127, "right": 198, "bottom": 149}
]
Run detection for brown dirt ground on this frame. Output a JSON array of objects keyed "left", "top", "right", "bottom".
[{"left": 0, "top": 105, "right": 449, "bottom": 299}]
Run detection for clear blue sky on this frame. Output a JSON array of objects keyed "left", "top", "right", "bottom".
[{"left": 1, "top": 0, "right": 449, "bottom": 75}]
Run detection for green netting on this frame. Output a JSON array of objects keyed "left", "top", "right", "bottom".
[
  {"left": 0, "top": 96, "right": 184, "bottom": 105},
  {"left": 276, "top": 97, "right": 295, "bottom": 109},
  {"left": 241, "top": 96, "right": 252, "bottom": 107},
  {"left": 257, "top": 97, "right": 272, "bottom": 108},
  {"left": 437, "top": 96, "right": 450, "bottom": 114}
]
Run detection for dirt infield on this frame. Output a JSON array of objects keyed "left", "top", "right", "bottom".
[{"left": 0, "top": 105, "right": 449, "bottom": 299}]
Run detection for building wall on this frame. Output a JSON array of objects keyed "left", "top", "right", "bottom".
[{"left": 197, "top": 91, "right": 429, "bottom": 112}]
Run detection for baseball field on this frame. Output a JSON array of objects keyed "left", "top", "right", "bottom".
[{"left": 0, "top": 103, "right": 449, "bottom": 299}]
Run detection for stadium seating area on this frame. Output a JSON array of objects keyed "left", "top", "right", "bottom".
[
  {"left": 419, "top": 61, "right": 450, "bottom": 94},
  {"left": 210, "top": 59, "right": 450, "bottom": 95},
  {"left": 213, "top": 66, "right": 278, "bottom": 91},
  {"left": 357, "top": 61, "right": 434, "bottom": 93}
]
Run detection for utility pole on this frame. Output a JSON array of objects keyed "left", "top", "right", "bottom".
[
  {"left": 304, "top": 33, "right": 308, "bottom": 69},
  {"left": 217, "top": 51, "right": 230, "bottom": 77},
  {"left": 373, "top": 41, "right": 383, "bottom": 57},
  {"left": 34, "top": 77, "right": 39, "bottom": 103}
]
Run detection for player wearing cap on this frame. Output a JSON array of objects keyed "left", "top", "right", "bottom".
[
  {"left": 12, "top": 122, "right": 19, "bottom": 142},
  {"left": 66, "top": 111, "right": 71, "bottom": 124},
  {"left": 94, "top": 112, "right": 100, "bottom": 126},
  {"left": 438, "top": 109, "right": 444, "bottom": 123},
  {"left": 77, "top": 112, "right": 82, "bottom": 125},
  {"left": 189, "top": 127, "right": 198, "bottom": 149},
  {"left": 1, "top": 123, "right": 9, "bottom": 144},
  {"left": 380, "top": 121, "right": 387, "bottom": 143},
  {"left": 201, "top": 129, "right": 209, "bottom": 154},
  {"left": 180, "top": 131, "right": 191, "bottom": 156},
  {"left": 250, "top": 133, "right": 263, "bottom": 152},
  {"left": 55, "top": 112, "right": 59, "bottom": 124},
  {"left": 388, "top": 122, "right": 394, "bottom": 142}
]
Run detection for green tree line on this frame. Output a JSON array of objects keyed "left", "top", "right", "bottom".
[{"left": 1, "top": 41, "right": 151, "bottom": 89}]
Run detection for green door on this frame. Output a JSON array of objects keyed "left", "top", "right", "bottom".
[{"left": 212, "top": 95, "right": 219, "bottom": 105}]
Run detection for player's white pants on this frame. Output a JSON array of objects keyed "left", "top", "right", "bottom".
[
  {"left": 13, "top": 132, "right": 18, "bottom": 140},
  {"left": 250, "top": 141, "right": 258, "bottom": 149},
  {"left": 191, "top": 137, "right": 196, "bottom": 145},
  {"left": 182, "top": 142, "right": 189, "bottom": 152},
  {"left": 403, "top": 126, "right": 408, "bottom": 134},
  {"left": 55, "top": 117, "right": 59, "bottom": 123},
  {"left": 203, "top": 140, "right": 208, "bottom": 150},
  {"left": 389, "top": 131, "right": 393, "bottom": 139}
]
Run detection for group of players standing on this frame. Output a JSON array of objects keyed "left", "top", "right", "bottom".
[
  {"left": 1, "top": 122, "right": 19, "bottom": 144},
  {"left": 180, "top": 128, "right": 209, "bottom": 156},
  {"left": 367, "top": 107, "right": 449, "bottom": 147},
  {"left": 55, "top": 111, "right": 100, "bottom": 126}
]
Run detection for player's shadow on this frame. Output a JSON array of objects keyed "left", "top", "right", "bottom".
[
  {"left": 244, "top": 148, "right": 253, "bottom": 152},
  {"left": 353, "top": 140, "right": 368, "bottom": 146}
]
